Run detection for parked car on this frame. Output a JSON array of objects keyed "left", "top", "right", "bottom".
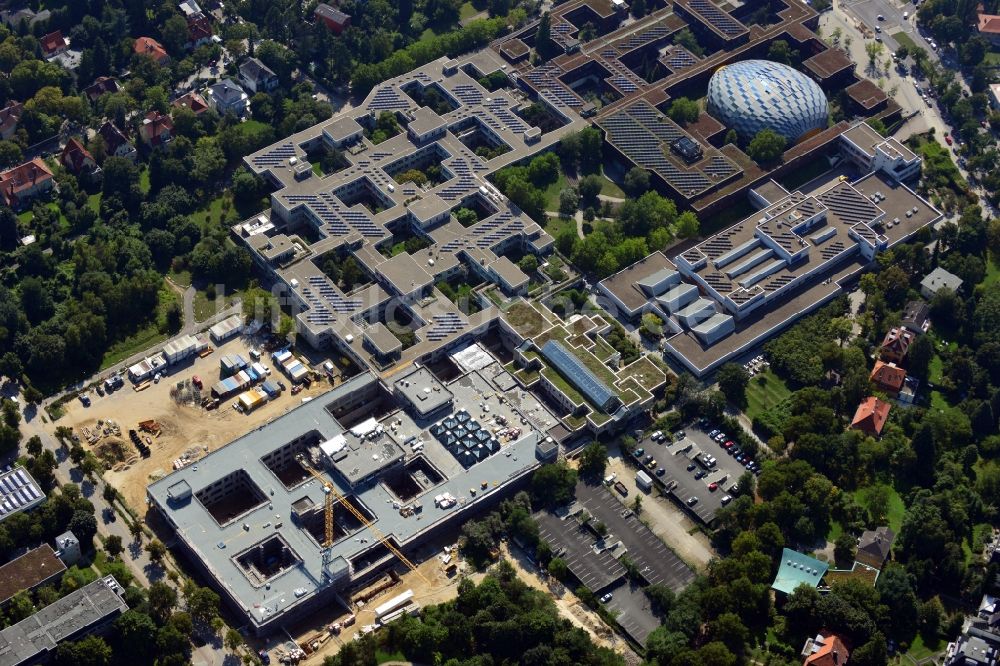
[
  {"left": 708, "top": 482, "right": 719, "bottom": 492},
  {"left": 656, "top": 467, "right": 666, "bottom": 476},
  {"left": 600, "top": 593, "right": 613, "bottom": 603},
  {"left": 694, "top": 470, "right": 706, "bottom": 480},
  {"left": 687, "top": 496, "right": 699, "bottom": 506},
  {"left": 686, "top": 463, "right": 697, "bottom": 472},
  {"left": 720, "top": 495, "right": 733, "bottom": 506},
  {"left": 634, "top": 448, "right": 645, "bottom": 458}
]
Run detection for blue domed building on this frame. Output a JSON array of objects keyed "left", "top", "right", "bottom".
[{"left": 707, "top": 60, "right": 828, "bottom": 142}]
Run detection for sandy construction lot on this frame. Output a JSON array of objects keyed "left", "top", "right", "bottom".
[{"left": 61, "top": 336, "right": 335, "bottom": 513}]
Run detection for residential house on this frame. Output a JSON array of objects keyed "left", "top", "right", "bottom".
[
  {"left": 855, "top": 526, "right": 895, "bottom": 569},
  {"left": 802, "top": 631, "right": 850, "bottom": 666},
  {"left": 850, "top": 397, "right": 891, "bottom": 438},
  {"left": 205, "top": 78, "right": 249, "bottom": 117},
  {"left": 39, "top": 30, "right": 68, "bottom": 58},
  {"left": 83, "top": 77, "right": 120, "bottom": 103},
  {"left": 315, "top": 3, "right": 351, "bottom": 34},
  {"left": 0, "top": 101, "right": 24, "bottom": 141},
  {"left": 185, "top": 13, "right": 214, "bottom": 50},
  {"left": 239, "top": 57, "right": 279, "bottom": 94},
  {"left": 979, "top": 11, "right": 1000, "bottom": 47},
  {"left": 879, "top": 327, "right": 914, "bottom": 364},
  {"left": 0, "top": 158, "right": 54, "bottom": 209},
  {"left": 134, "top": 36, "right": 170, "bottom": 65},
  {"left": 60, "top": 138, "right": 100, "bottom": 176},
  {"left": 921, "top": 266, "right": 963, "bottom": 299},
  {"left": 138, "top": 111, "right": 174, "bottom": 149},
  {"left": 945, "top": 632, "right": 998, "bottom": 666},
  {"left": 901, "top": 300, "right": 931, "bottom": 334},
  {"left": 173, "top": 90, "right": 209, "bottom": 115},
  {"left": 98, "top": 122, "right": 138, "bottom": 161},
  {"left": 870, "top": 360, "right": 906, "bottom": 396},
  {"left": 179, "top": 0, "right": 203, "bottom": 17}
]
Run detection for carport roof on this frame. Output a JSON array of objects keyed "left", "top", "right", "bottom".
[{"left": 772, "top": 548, "right": 829, "bottom": 594}]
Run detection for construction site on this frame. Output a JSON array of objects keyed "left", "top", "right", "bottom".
[
  {"left": 146, "top": 348, "right": 563, "bottom": 637},
  {"left": 61, "top": 334, "right": 336, "bottom": 511}
]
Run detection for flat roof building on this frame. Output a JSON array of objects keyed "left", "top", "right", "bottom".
[
  {"left": 149, "top": 362, "right": 559, "bottom": 635},
  {"left": 0, "top": 576, "right": 127, "bottom": 666},
  {"left": 599, "top": 129, "right": 940, "bottom": 376},
  {"left": 0, "top": 467, "right": 45, "bottom": 522},
  {"left": 0, "top": 545, "right": 66, "bottom": 606},
  {"left": 772, "top": 548, "right": 829, "bottom": 595},
  {"left": 921, "top": 266, "right": 963, "bottom": 298}
]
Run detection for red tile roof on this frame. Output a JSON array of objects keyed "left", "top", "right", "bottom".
[
  {"left": 870, "top": 360, "right": 906, "bottom": 393},
  {"left": 134, "top": 36, "right": 169, "bottom": 63},
  {"left": 880, "top": 326, "right": 913, "bottom": 362},
  {"left": 0, "top": 158, "right": 53, "bottom": 207},
  {"left": 979, "top": 12, "right": 1000, "bottom": 34},
  {"left": 139, "top": 111, "right": 174, "bottom": 147},
  {"left": 851, "top": 397, "right": 891, "bottom": 437},
  {"left": 804, "top": 631, "right": 850, "bottom": 666},
  {"left": 173, "top": 91, "right": 209, "bottom": 114},
  {"left": 39, "top": 30, "right": 67, "bottom": 56},
  {"left": 61, "top": 138, "right": 97, "bottom": 174}
]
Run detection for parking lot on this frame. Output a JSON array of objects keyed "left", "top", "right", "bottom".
[
  {"left": 602, "top": 580, "right": 661, "bottom": 646},
  {"left": 574, "top": 482, "right": 694, "bottom": 590},
  {"left": 630, "top": 424, "right": 755, "bottom": 523},
  {"left": 534, "top": 482, "right": 695, "bottom": 646},
  {"left": 535, "top": 511, "right": 626, "bottom": 593}
]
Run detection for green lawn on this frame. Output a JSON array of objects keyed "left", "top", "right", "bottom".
[
  {"left": 827, "top": 521, "right": 843, "bottom": 542},
  {"left": 984, "top": 51, "right": 1000, "bottom": 66},
  {"left": 139, "top": 166, "right": 150, "bottom": 194},
  {"left": 853, "top": 484, "right": 905, "bottom": 533},
  {"left": 600, "top": 176, "right": 627, "bottom": 199},
  {"left": 982, "top": 253, "right": 1000, "bottom": 289},
  {"left": 928, "top": 354, "right": 944, "bottom": 384},
  {"left": 168, "top": 268, "right": 192, "bottom": 288},
  {"left": 86, "top": 192, "right": 101, "bottom": 213},
  {"left": 542, "top": 171, "right": 570, "bottom": 212},
  {"left": 930, "top": 389, "right": 952, "bottom": 411},
  {"left": 459, "top": 1, "right": 479, "bottom": 19},
  {"left": 193, "top": 286, "right": 242, "bottom": 323},
  {"left": 904, "top": 633, "right": 941, "bottom": 661},
  {"left": 743, "top": 370, "right": 792, "bottom": 420},
  {"left": 194, "top": 193, "right": 230, "bottom": 227},
  {"left": 891, "top": 31, "right": 918, "bottom": 52},
  {"left": 543, "top": 213, "right": 576, "bottom": 239}
]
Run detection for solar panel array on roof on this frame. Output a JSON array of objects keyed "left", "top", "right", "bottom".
[
  {"left": 661, "top": 46, "right": 699, "bottom": 72},
  {"left": 284, "top": 190, "right": 386, "bottom": 239},
  {"left": 425, "top": 312, "right": 466, "bottom": 341},
  {"left": 440, "top": 211, "right": 526, "bottom": 253},
  {"left": 685, "top": 0, "right": 748, "bottom": 37},
  {"left": 251, "top": 142, "right": 296, "bottom": 169},
  {"left": 368, "top": 85, "right": 411, "bottom": 111},
  {"left": 818, "top": 182, "right": 882, "bottom": 225},
  {"left": 298, "top": 275, "right": 363, "bottom": 326},
  {"left": 540, "top": 340, "right": 619, "bottom": 412},
  {"left": 0, "top": 467, "right": 43, "bottom": 520}
]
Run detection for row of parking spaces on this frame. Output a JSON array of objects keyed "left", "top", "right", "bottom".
[
  {"left": 629, "top": 424, "right": 753, "bottom": 523},
  {"left": 573, "top": 482, "right": 695, "bottom": 591},
  {"left": 534, "top": 511, "right": 626, "bottom": 593},
  {"left": 603, "top": 580, "right": 662, "bottom": 647}
]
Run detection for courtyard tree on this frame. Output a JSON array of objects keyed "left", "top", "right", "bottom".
[
  {"left": 716, "top": 363, "right": 750, "bottom": 406},
  {"left": 578, "top": 442, "right": 608, "bottom": 480},
  {"left": 747, "top": 129, "right": 786, "bottom": 163}
]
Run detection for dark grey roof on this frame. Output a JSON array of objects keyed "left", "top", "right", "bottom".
[
  {"left": 209, "top": 78, "right": 247, "bottom": 104},
  {"left": 315, "top": 3, "right": 349, "bottom": 23},
  {"left": 239, "top": 57, "right": 276, "bottom": 83}
]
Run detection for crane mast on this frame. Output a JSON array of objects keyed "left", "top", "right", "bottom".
[{"left": 296, "top": 454, "right": 429, "bottom": 584}]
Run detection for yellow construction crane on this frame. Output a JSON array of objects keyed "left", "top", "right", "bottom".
[{"left": 296, "top": 455, "right": 430, "bottom": 584}]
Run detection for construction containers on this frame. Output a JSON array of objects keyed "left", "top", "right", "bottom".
[
  {"left": 635, "top": 470, "right": 653, "bottom": 492},
  {"left": 220, "top": 353, "right": 249, "bottom": 377},
  {"left": 210, "top": 314, "right": 243, "bottom": 344},
  {"left": 211, "top": 369, "right": 251, "bottom": 398},
  {"left": 261, "top": 380, "right": 283, "bottom": 398},
  {"left": 273, "top": 349, "right": 310, "bottom": 383},
  {"left": 162, "top": 334, "right": 208, "bottom": 364},
  {"left": 373, "top": 590, "right": 413, "bottom": 620},
  {"left": 127, "top": 353, "right": 167, "bottom": 383},
  {"left": 237, "top": 389, "right": 268, "bottom": 413}
]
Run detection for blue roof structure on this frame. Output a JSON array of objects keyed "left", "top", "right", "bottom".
[
  {"left": 540, "top": 340, "right": 619, "bottom": 412},
  {"left": 707, "top": 60, "right": 828, "bottom": 142},
  {"left": 771, "top": 548, "right": 829, "bottom": 594}
]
